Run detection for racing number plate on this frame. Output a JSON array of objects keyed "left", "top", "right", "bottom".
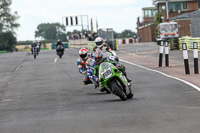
[{"left": 102, "top": 69, "right": 112, "bottom": 79}]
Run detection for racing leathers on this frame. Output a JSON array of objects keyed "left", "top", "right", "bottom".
[
  {"left": 93, "top": 43, "right": 111, "bottom": 53},
  {"left": 92, "top": 57, "right": 131, "bottom": 89},
  {"left": 77, "top": 56, "right": 92, "bottom": 85},
  {"left": 31, "top": 42, "right": 37, "bottom": 54},
  {"left": 93, "top": 43, "right": 118, "bottom": 61}
]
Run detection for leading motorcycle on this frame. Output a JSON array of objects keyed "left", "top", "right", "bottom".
[{"left": 99, "top": 62, "right": 133, "bottom": 100}]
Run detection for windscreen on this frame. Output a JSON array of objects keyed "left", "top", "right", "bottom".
[{"left": 99, "top": 62, "right": 114, "bottom": 74}]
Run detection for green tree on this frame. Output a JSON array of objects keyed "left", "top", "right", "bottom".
[
  {"left": 154, "top": 11, "right": 162, "bottom": 38},
  {"left": 0, "top": 0, "right": 20, "bottom": 51},
  {"left": 119, "top": 30, "right": 136, "bottom": 38},
  {"left": 0, "top": 0, "right": 20, "bottom": 33},
  {"left": 35, "top": 23, "right": 67, "bottom": 41}
]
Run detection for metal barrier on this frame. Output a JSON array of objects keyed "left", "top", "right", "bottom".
[{"left": 51, "top": 43, "right": 69, "bottom": 49}]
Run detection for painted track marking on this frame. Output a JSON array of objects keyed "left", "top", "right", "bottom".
[
  {"left": 54, "top": 57, "right": 58, "bottom": 63},
  {"left": 120, "top": 59, "right": 200, "bottom": 92}
]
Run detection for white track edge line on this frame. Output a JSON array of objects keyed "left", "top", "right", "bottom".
[
  {"left": 13, "top": 65, "right": 21, "bottom": 77},
  {"left": 120, "top": 59, "right": 200, "bottom": 92}
]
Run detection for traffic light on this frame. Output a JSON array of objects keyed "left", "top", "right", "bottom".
[
  {"left": 75, "top": 16, "right": 78, "bottom": 25},
  {"left": 70, "top": 17, "right": 73, "bottom": 25},
  {"left": 66, "top": 17, "right": 68, "bottom": 26}
]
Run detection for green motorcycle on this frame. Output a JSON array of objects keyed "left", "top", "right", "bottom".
[{"left": 99, "top": 62, "right": 133, "bottom": 101}]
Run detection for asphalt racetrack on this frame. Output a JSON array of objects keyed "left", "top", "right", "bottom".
[{"left": 0, "top": 48, "right": 200, "bottom": 133}]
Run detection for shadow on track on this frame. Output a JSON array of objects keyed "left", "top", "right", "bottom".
[{"left": 86, "top": 92, "right": 109, "bottom": 95}]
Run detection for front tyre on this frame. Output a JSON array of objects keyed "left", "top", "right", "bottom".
[
  {"left": 111, "top": 82, "right": 127, "bottom": 101},
  {"left": 58, "top": 51, "right": 62, "bottom": 58}
]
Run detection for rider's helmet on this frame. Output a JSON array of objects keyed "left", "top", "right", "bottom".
[
  {"left": 57, "top": 40, "right": 61, "bottom": 44},
  {"left": 79, "top": 48, "right": 88, "bottom": 60},
  {"left": 95, "top": 37, "right": 104, "bottom": 48},
  {"left": 37, "top": 40, "right": 40, "bottom": 43},
  {"left": 94, "top": 51, "right": 104, "bottom": 64}
]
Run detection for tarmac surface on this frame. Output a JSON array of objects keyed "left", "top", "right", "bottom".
[
  {"left": 0, "top": 45, "right": 200, "bottom": 133},
  {"left": 117, "top": 42, "right": 200, "bottom": 89}
]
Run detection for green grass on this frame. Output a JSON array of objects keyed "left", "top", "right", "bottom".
[
  {"left": 0, "top": 50, "right": 7, "bottom": 53},
  {"left": 41, "top": 48, "right": 50, "bottom": 50}
]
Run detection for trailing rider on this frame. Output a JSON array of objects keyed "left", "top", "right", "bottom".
[{"left": 77, "top": 48, "right": 92, "bottom": 85}]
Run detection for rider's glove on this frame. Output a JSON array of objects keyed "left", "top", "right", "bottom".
[{"left": 82, "top": 71, "right": 86, "bottom": 74}]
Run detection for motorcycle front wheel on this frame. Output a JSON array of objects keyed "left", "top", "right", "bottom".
[{"left": 111, "top": 81, "right": 127, "bottom": 101}]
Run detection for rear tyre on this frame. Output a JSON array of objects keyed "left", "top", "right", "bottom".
[
  {"left": 58, "top": 51, "right": 62, "bottom": 59},
  {"left": 111, "top": 82, "right": 127, "bottom": 101},
  {"left": 34, "top": 55, "right": 36, "bottom": 59}
]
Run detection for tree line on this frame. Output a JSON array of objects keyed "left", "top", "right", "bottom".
[
  {"left": 0, "top": 0, "right": 20, "bottom": 51},
  {"left": 34, "top": 23, "right": 136, "bottom": 41}
]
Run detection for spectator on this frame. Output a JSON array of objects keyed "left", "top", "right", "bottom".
[
  {"left": 85, "top": 32, "right": 88, "bottom": 38},
  {"left": 138, "top": 37, "right": 141, "bottom": 42},
  {"left": 88, "top": 34, "right": 93, "bottom": 41},
  {"left": 79, "top": 33, "right": 82, "bottom": 39}
]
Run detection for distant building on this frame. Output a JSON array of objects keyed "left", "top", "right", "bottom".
[
  {"left": 137, "top": 0, "right": 200, "bottom": 42},
  {"left": 137, "top": 7, "right": 157, "bottom": 42},
  {"left": 154, "top": 0, "right": 200, "bottom": 21},
  {"left": 142, "top": 7, "right": 157, "bottom": 25}
]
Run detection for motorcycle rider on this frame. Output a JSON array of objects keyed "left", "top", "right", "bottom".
[
  {"left": 56, "top": 39, "right": 63, "bottom": 47},
  {"left": 37, "top": 40, "right": 41, "bottom": 52},
  {"left": 56, "top": 39, "right": 64, "bottom": 53},
  {"left": 77, "top": 48, "right": 92, "bottom": 85},
  {"left": 93, "top": 37, "right": 111, "bottom": 52},
  {"left": 31, "top": 41, "right": 37, "bottom": 55},
  {"left": 92, "top": 51, "right": 132, "bottom": 91},
  {"left": 93, "top": 37, "right": 118, "bottom": 61}
]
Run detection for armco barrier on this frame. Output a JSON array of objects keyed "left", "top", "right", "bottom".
[
  {"left": 117, "top": 38, "right": 134, "bottom": 45},
  {"left": 125, "top": 39, "right": 129, "bottom": 44},
  {"left": 117, "top": 39, "right": 122, "bottom": 45},
  {"left": 129, "top": 38, "right": 133, "bottom": 43},
  {"left": 122, "top": 39, "right": 126, "bottom": 44},
  {"left": 51, "top": 43, "right": 69, "bottom": 49}
]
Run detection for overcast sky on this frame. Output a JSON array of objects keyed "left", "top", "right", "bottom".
[{"left": 11, "top": 0, "right": 153, "bottom": 41}]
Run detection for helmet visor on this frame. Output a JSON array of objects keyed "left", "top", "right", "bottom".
[
  {"left": 96, "top": 41, "right": 102, "bottom": 46},
  {"left": 95, "top": 57, "right": 103, "bottom": 64},
  {"left": 80, "top": 54, "right": 87, "bottom": 58}
]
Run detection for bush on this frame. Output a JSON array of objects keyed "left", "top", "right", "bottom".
[{"left": 0, "top": 32, "right": 17, "bottom": 52}]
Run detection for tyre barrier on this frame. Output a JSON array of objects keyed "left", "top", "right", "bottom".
[{"left": 179, "top": 36, "right": 200, "bottom": 50}]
